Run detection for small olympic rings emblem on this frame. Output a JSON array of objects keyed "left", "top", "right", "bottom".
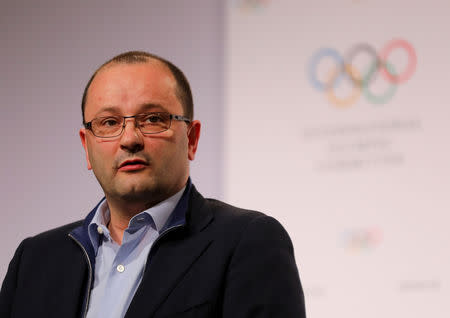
[{"left": 308, "top": 39, "right": 417, "bottom": 107}]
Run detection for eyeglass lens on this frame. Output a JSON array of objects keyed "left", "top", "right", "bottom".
[{"left": 91, "top": 113, "right": 172, "bottom": 137}]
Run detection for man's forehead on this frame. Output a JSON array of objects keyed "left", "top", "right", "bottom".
[
  {"left": 84, "top": 60, "right": 181, "bottom": 118},
  {"left": 87, "top": 60, "right": 177, "bottom": 100},
  {"left": 96, "top": 59, "right": 173, "bottom": 82}
]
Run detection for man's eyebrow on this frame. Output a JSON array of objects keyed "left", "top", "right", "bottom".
[
  {"left": 93, "top": 104, "right": 168, "bottom": 117},
  {"left": 139, "top": 103, "right": 168, "bottom": 112},
  {"left": 93, "top": 106, "right": 121, "bottom": 117}
]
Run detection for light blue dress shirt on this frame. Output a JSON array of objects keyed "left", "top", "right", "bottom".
[{"left": 85, "top": 187, "right": 185, "bottom": 318}]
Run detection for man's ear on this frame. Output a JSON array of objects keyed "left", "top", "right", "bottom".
[
  {"left": 187, "top": 120, "right": 201, "bottom": 161},
  {"left": 79, "top": 128, "right": 92, "bottom": 170}
]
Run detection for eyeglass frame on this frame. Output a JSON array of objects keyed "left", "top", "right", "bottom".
[{"left": 83, "top": 112, "right": 192, "bottom": 138}]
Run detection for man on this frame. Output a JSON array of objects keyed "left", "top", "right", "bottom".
[{"left": 0, "top": 51, "right": 306, "bottom": 318}]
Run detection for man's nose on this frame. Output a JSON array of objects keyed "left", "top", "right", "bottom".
[{"left": 119, "top": 118, "right": 144, "bottom": 153}]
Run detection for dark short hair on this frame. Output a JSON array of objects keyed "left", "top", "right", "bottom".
[{"left": 81, "top": 51, "right": 194, "bottom": 122}]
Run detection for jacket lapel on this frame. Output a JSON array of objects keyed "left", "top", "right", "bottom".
[{"left": 124, "top": 187, "right": 214, "bottom": 318}]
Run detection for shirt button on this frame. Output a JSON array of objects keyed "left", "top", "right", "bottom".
[
  {"left": 97, "top": 226, "right": 103, "bottom": 234},
  {"left": 117, "top": 264, "right": 125, "bottom": 273}
]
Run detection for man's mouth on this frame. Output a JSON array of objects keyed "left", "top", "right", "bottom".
[{"left": 118, "top": 159, "right": 148, "bottom": 172}]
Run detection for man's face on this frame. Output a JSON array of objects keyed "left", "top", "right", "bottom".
[{"left": 80, "top": 61, "right": 200, "bottom": 205}]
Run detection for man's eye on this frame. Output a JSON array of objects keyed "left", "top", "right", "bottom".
[
  {"left": 145, "top": 115, "right": 164, "bottom": 123},
  {"left": 100, "top": 118, "right": 120, "bottom": 127}
]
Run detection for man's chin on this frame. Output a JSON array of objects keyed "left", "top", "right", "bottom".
[{"left": 115, "top": 185, "right": 154, "bottom": 201}]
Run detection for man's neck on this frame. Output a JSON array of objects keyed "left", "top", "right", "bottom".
[
  {"left": 105, "top": 198, "right": 157, "bottom": 245},
  {"left": 104, "top": 184, "right": 187, "bottom": 245},
  {"left": 107, "top": 210, "right": 132, "bottom": 245}
]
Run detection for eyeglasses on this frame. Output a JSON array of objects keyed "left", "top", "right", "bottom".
[{"left": 83, "top": 112, "right": 191, "bottom": 138}]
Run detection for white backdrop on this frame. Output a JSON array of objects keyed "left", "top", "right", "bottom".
[{"left": 225, "top": 1, "right": 450, "bottom": 317}]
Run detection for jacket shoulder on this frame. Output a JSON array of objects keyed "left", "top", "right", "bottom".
[
  {"left": 198, "top": 196, "right": 294, "bottom": 253},
  {"left": 201, "top": 197, "right": 288, "bottom": 238},
  {"left": 25, "top": 220, "right": 83, "bottom": 248},
  {"left": 203, "top": 197, "right": 267, "bottom": 222}
]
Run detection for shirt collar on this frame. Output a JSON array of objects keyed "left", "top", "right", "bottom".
[{"left": 88, "top": 185, "right": 186, "bottom": 252}]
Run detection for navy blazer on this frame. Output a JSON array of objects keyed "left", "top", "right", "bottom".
[{"left": 0, "top": 186, "right": 306, "bottom": 318}]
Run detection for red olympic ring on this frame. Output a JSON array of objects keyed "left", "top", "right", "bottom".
[{"left": 380, "top": 39, "right": 417, "bottom": 84}]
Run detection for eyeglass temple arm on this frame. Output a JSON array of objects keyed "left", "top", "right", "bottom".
[{"left": 171, "top": 115, "right": 191, "bottom": 123}]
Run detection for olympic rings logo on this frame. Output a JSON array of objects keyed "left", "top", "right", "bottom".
[{"left": 308, "top": 39, "right": 417, "bottom": 107}]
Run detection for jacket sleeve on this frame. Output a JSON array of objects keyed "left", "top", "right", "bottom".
[
  {"left": 0, "top": 238, "right": 28, "bottom": 317},
  {"left": 222, "top": 215, "right": 306, "bottom": 318}
]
